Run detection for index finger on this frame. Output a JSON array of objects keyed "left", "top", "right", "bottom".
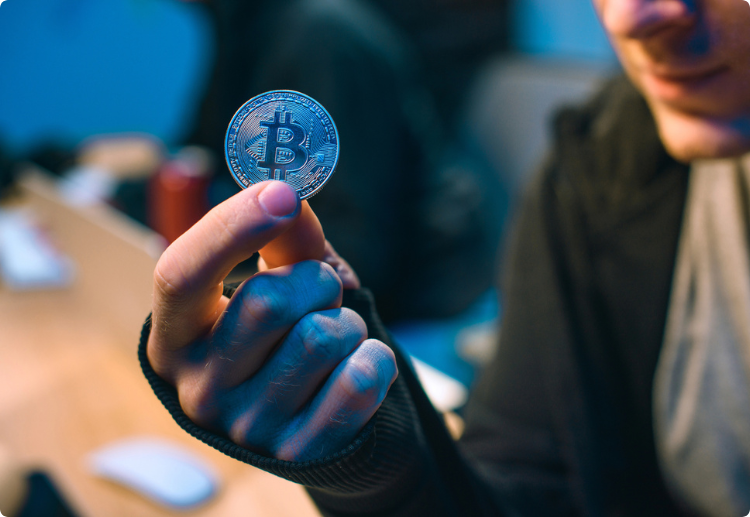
[{"left": 150, "top": 180, "right": 323, "bottom": 355}]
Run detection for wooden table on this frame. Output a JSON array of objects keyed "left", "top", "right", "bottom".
[{"left": 0, "top": 169, "right": 321, "bottom": 517}]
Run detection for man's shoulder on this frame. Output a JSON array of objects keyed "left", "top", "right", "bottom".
[
  {"left": 548, "top": 74, "right": 660, "bottom": 184},
  {"left": 540, "top": 74, "right": 687, "bottom": 220}
]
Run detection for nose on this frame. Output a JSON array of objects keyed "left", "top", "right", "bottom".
[{"left": 599, "top": 0, "right": 696, "bottom": 39}]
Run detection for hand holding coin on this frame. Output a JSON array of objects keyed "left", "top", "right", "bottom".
[
  {"left": 223, "top": 90, "right": 349, "bottom": 273},
  {"left": 146, "top": 92, "right": 397, "bottom": 462}
]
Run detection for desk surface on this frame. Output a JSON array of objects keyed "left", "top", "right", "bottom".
[{"left": 0, "top": 170, "right": 321, "bottom": 517}]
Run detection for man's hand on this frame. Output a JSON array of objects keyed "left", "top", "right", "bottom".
[{"left": 147, "top": 180, "right": 398, "bottom": 462}]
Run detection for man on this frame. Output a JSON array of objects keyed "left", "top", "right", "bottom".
[{"left": 140, "top": 0, "right": 750, "bottom": 515}]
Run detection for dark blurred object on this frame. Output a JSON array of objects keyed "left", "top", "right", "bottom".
[
  {"left": 0, "top": 135, "right": 76, "bottom": 198},
  {"left": 0, "top": 140, "right": 15, "bottom": 197},
  {"left": 26, "top": 146, "right": 76, "bottom": 178},
  {"left": 189, "top": 0, "right": 508, "bottom": 322},
  {"left": 13, "top": 471, "right": 78, "bottom": 517},
  {"left": 112, "top": 178, "right": 150, "bottom": 227},
  {"left": 373, "top": 0, "right": 510, "bottom": 124},
  {"left": 148, "top": 146, "right": 213, "bottom": 243}
]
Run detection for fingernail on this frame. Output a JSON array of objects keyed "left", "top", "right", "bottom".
[{"left": 258, "top": 181, "right": 299, "bottom": 217}]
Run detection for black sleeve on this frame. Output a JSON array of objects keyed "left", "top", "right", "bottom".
[
  {"left": 139, "top": 287, "right": 499, "bottom": 516},
  {"left": 0, "top": 138, "right": 16, "bottom": 195}
]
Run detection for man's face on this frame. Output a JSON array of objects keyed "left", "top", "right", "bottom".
[{"left": 594, "top": 0, "right": 750, "bottom": 161}]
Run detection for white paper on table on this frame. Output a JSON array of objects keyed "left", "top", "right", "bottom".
[
  {"left": 410, "top": 356, "right": 469, "bottom": 413},
  {"left": 0, "top": 209, "right": 75, "bottom": 290}
]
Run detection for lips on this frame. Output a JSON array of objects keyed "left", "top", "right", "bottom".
[
  {"left": 648, "top": 63, "right": 728, "bottom": 82},
  {"left": 639, "top": 61, "right": 729, "bottom": 107}
]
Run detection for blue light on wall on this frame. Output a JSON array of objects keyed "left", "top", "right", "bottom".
[
  {"left": 0, "top": 0, "right": 214, "bottom": 155},
  {"left": 512, "top": 0, "right": 616, "bottom": 61}
]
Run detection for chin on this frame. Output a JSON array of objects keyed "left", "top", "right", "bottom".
[{"left": 651, "top": 103, "right": 750, "bottom": 163}]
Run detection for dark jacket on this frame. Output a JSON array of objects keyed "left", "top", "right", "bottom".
[{"left": 141, "top": 74, "right": 696, "bottom": 515}]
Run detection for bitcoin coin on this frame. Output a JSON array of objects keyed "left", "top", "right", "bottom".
[{"left": 224, "top": 90, "right": 339, "bottom": 200}]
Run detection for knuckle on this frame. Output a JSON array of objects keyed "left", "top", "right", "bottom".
[
  {"left": 299, "top": 313, "right": 340, "bottom": 360},
  {"left": 366, "top": 337, "right": 396, "bottom": 356},
  {"left": 317, "top": 259, "right": 339, "bottom": 282},
  {"left": 146, "top": 338, "right": 178, "bottom": 382},
  {"left": 227, "top": 412, "right": 263, "bottom": 450},
  {"left": 178, "top": 378, "right": 222, "bottom": 429},
  {"left": 241, "top": 276, "right": 294, "bottom": 325},
  {"left": 338, "top": 340, "right": 397, "bottom": 406},
  {"left": 234, "top": 261, "right": 346, "bottom": 332},
  {"left": 273, "top": 437, "right": 306, "bottom": 462},
  {"left": 366, "top": 340, "right": 398, "bottom": 378},
  {"left": 296, "top": 308, "right": 367, "bottom": 361},
  {"left": 299, "top": 260, "right": 342, "bottom": 302},
  {"left": 340, "top": 308, "right": 368, "bottom": 338},
  {"left": 153, "top": 254, "right": 190, "bottom": 302},
  {"left": 340, "top": 359, "right": 382, "bottom": 404},
  {"left": 318, "top": 261, "right": 344, "bottom": 295}
]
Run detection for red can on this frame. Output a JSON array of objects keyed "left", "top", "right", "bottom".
[{"left": 148, "top": 146, "right": 212, "bottom": 243}]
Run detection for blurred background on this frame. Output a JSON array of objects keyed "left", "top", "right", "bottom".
[
  {"left": 0, "top": 0, "right": 613, "bottom": 152},
  {"left": 0, "top": 0, "right": 618, "bottom": 515}
]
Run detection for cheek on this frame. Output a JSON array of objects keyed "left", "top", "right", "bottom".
[
  {"left": 724, "top": 18, "right": 750, "bottom": 73},
  {"left": 591, "top": 0, "right": 605, "bottom": 19},
  {"left": 719, "top": 0, "right": 750, "bottom": 31}
]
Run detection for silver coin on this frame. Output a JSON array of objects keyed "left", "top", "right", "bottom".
[{"left": 224, "top": 90, "right": 339, "bottom": 200}]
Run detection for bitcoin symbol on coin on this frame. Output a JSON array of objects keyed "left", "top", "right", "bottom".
[
  {"left": 225, "top": 91, "right": 339, "bottom": 200},
  {"left": 258, "top": 110, "right": 308, "bottom": 181}
]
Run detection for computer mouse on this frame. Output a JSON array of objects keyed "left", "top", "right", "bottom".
[{"left": 88, "top": 437, "right": 219, "bottom": 509}]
